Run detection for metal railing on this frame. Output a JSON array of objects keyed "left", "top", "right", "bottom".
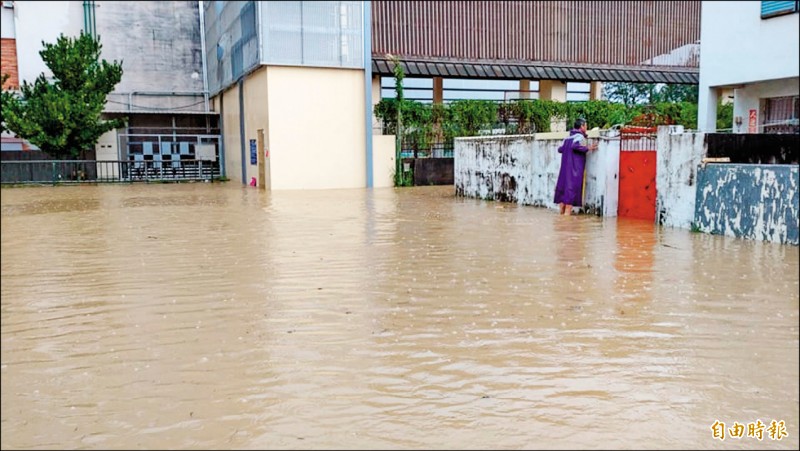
[{"left": 1, "top": 159, "right": 222, "bottom": 185}]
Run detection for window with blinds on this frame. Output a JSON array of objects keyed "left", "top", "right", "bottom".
[
  {"left": 763, "top": 96, "right": 799, "bottom": 134},
  {"left": 761, "top": 1, "right": 799, "bottom": 19}
]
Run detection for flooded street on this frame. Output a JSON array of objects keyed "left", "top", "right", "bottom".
[{"left": 1, "top": 183, "right": 798, "bottom": 450}]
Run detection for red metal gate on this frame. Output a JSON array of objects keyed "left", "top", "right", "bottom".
[{"left": 618, "top": 127, "right": 657, "bottom": 221}]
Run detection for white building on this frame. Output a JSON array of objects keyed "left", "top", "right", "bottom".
[{"left": 698, "top": 1, "right": 799, "bottom": 133}]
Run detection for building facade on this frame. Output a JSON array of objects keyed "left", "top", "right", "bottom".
[
  {"left": 3, "top": 1, "right": 706, "bottom": 188},
  {"left": 697, "top": 1, "right": 799, "bottom": 133},
  {"left": 205, "top": 1, "right": 377, "bottom": 189},
  {"left": 209, "top": 0, "right": 703, "bottom": 189},
  {"left": 1, "top": 1, "right": 221, "bottom": 170}
]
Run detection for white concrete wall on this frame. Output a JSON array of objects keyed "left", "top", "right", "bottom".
[
  {"left": 95, "top": 1, "right": 204, "bottom": 94},
  {"left": 587, "top": 131, "right": 621, "bottom": 217},
  {"left": 698, "top": 1, "right": 800, "bottom": 131},
  {"left": 220, "top": 84, "right": 243, "bottom": 183},
  {"left": 13, "top": 1, "right": 83, "bottom": 84},
  {"left": 454, "top": 131, "right": 619, "bottom": 216},
  {"left": 1, "top": 4, "right": 15, "bottom": 38},
  {"left": 655, "top": 127, "right": 706, "bottom": 229},
  {"left": 373, "top": 134, "right": 395, "bottom": 188},
  {"left": 699, "top": 1, "right": 799, "bottom": 87}
]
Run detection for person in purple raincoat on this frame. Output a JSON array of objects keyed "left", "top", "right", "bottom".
[{"left": 554, "top": 118, "right": 597, "bottom": 215}]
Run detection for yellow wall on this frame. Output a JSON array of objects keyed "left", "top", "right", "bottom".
[
  {"left": 266, "top": 65, "right": 366, "bottom": 190},
  {"left": 539, "top": 80, "right": 567, "bottom": 101},
  {"left": 220, "top": 84, "right": 243, "bottom": 184},
  {"left": 242, "top": 66, "right": 270, "bottom": 187},
  {"left": 214, "top": 65, "right": 370, "bottom": 189}
]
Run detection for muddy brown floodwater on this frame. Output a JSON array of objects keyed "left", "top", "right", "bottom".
[{"left": 1, "top": 183, "right": 798, "bottom": 450}]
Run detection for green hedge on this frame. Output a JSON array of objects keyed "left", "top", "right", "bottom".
[{"left": 374, "top": 98, "right": 731, "bottom": 143}]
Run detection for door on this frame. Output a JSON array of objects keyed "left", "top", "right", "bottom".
[
  {"left": 618, "top": 127, "right": 657, "bottom": 221},
  {"left": 257, "top": 129, "right": 270, "bottom": 190}
]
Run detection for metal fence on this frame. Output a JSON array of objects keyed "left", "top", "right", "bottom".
[
  {"left": 1, "top": 159, "right": 222, "bottom": 185},
  {"left": 118, "top": 134, "right": 221, "bottom": 165}
]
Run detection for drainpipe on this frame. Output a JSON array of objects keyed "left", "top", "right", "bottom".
[
  {"left": 218, "top": 94, "right": 226, "bottom": 178},
  {"left": 363, "top": 0, "right": 373, "bottom": 188},
  {"left": 238, "top": 79, "right": 246, "bottom": 185},
  {"left": 82, "top": 1, "right": 96, "bottom": 40},
  {"left": 91, "top": 1, "right": 96, "bottom": 39},
  {"left": 198, "top": 1, "right": 209, "bottom": 113}
]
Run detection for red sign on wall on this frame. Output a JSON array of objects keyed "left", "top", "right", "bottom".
[{"left": 748, "top": 109, "right": 758, "bottom": 133}]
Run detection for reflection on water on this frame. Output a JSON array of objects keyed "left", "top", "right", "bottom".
[{"left": 1, "top": 184, "right": 798, "bottom": 450}]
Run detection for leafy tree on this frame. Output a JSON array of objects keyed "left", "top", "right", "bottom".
[
  {"left": 656, "top": 84, "right": 698, "bottom": 104},
  {"left": 387, "top": 54, "right": 406, "bottom": 185},
  {"left": 603, "top": 82, "right": 657, "bottom": 106},
  {"left": 448, "top": 100, "right": 498, "bottom": 136},
  {"left": 0, "top": 73, "right": 14, "bottom": 134},
  {"left": 716, "top": 102, "right": 734, "bottom": 131},
  {"left": 1, "top": 33, "right": 124, "bottom": 159},
  {"left": 603, "top": 82, "right": 698, "bottom": 106}
]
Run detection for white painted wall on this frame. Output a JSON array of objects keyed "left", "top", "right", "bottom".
[
  {"left": 700, "top": 1, "right": 799, "bottom": 87},
  {"left": 372, "top": 134, "right": 396, "bottom": 188},
  {"left": 1, "top": 3, "right": 15, "bottom": 38},
  {"left": 454, "top": 131, "right": 620, "bottom": 216},
  {"left": 698, "top": 1, "right": 800, "bottom": 131},
  {"left": 655, "top": 127, "right": 706, "bottom": 229},
  {"left": 13, "top": 1, "right": 83, "bottom": 84}
]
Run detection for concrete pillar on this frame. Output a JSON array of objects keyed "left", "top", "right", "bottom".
[
  {"left": 433, "top": 77, "right": 443, "bottom": 104},
  {"left": 539, "top": 80, "right": 567, "bottom": 101},
  {"left": 732, "top": 87, "right": 759, "bottom": 134},
  {"left": 372, "top": 75, "right": 382, "bottom": 132},
  {"left": 519, "top": 79, "right": 530, "bottom": 100},
  {"left": 590, "top": 81, "right": 603, "bottom": 100},
  {"left": 697, "top": 86, "right": 719, "bottom": 132}
]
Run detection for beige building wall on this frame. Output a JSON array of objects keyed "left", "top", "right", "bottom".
[
  {"left": 220, "top": 84, "right": 243, "bottom": 183},
  {"left": 242, "top": 66, "right": 270, "bottom": 187},
  {"left": 539, "top": 80, "right": 567, "bottom": 101},
  {"left": 266, "top": 65, "right": 366, "bottom": 190},
  {"left": 590, "top": 81, "right": 603, "bottom": 100}
]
